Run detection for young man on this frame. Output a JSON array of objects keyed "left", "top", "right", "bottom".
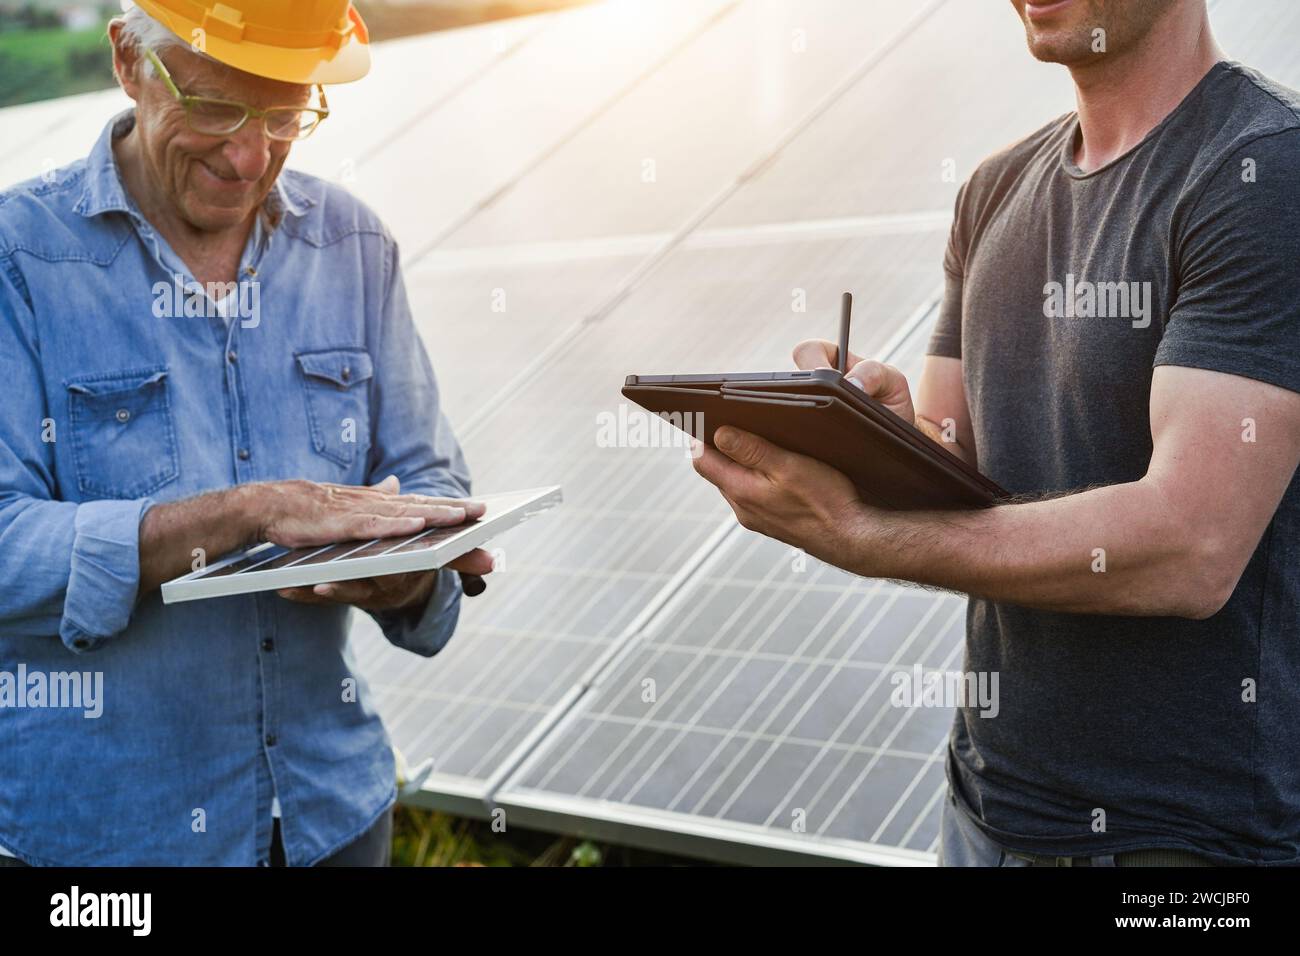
[
  {"left": 692, "top": 0, "right": 1300, "bottom": 865},
  {"left": 0, "top": 1, "right": 492, "bottom": 865}
]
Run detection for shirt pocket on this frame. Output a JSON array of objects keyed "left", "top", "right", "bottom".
[
  {"left": 295, "top": 347, "right": 375, "bottom": 468},
  {"left": 65, "top": 366, "right": 180, "bottom": 500}
]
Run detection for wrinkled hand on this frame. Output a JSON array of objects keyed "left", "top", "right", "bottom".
[
  {"left": 691, "top": 425, "right": 866, "bottom": 565},
  {"left": 793, "top": 338, "right": 916, "bottom": 426},
  {"left": 263, "top": 475, "right": 494, "bottom": 611},
  {"left": 256, "top": 474, "right": 483, "bottom": 548}
]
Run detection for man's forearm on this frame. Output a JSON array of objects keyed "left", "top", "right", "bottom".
[
  {"left": 138, "top": 485, "right": 262, "bottom": 595},
  {"left": 844, "top": 477, "right": 1232, "bottom": 619}
]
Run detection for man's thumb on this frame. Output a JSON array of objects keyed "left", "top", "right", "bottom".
[{"left": 715, "top": 427, "right": 765, "bottom": 467}]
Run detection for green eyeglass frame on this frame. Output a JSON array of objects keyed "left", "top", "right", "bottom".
[{"left": 144, "top": 47, "right": 329, "bottom": 142}]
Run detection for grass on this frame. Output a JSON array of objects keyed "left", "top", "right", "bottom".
[
  {"left": 0, "top": 25, "right": 115, "bottom": 107},
  {"left": 391, "top": 804, "right": 709, "bottom": 867}
]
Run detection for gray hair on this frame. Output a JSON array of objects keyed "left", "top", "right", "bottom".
[{"left": 113, "top": 3, "right": 218, "bottom": 80}]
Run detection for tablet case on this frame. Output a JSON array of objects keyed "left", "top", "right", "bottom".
[{"left": 622, "top": 369, "right": 1007, "bottom": 510}]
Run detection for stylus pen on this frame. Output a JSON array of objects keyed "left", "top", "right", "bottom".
[{"left": 837, "top": 291, "right": 853, "bottom": 375}]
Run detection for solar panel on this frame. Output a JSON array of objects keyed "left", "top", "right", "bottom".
[
  {"left": 500, "top": 548, "right": 964, "bottom": 866},
  {"left": 343, "top": 0, "right": 739, "bottom": 254},
  {"left": 290, "top": 14, "right": 556, "bottom": 184},
  {"left": 488, "top": 301, "right": 963, "bottom": 865},
  {"left": 702, "top": 0, "right": 1076, "bottom": 230},
  {"left": 160, "top": 486, "right": 561, "bottom": 603},
  {"left": 348, "top": 230, "right": 946, "bottom": 809},
  {"left": 343, "top": 0, "right": 979, "bottom": 817},
  {"left": 365, "top": 0, "right": 1300, "bottom": 864},
  {"left": 345, "top": 0, "right": 1037, "bottom": 837},
  {"left": 403, "top": 251, "right": 648, "bottom": 423},
  {"left": 442, "top": 0, "right": 926, "bottom": 248},
  {"left": 1211, "top": 0, "right": 1300, "bottom": 85},
  {"left": 0, "top": 87, "right": 129, "bottom": 187}
]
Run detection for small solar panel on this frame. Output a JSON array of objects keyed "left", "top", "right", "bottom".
[{"left": 160, "top": 486, "right": 561, "bottom": 603}]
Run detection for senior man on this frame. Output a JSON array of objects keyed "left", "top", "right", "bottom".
[{"left": 0, "top": 1, "right": 492, "bottom": 866}]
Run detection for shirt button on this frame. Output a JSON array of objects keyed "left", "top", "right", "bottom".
[
  {"left": 115, "top": 408, "right": 131, "bottom": 423},
  {"left": 238, "top": 448, "right": 251, "bottom": 461},
  {"left": 341, "top": 366, "right": 351, "bottom": 383},
  {"left": 265, "top": 734, "right": 277, "bottom": 747},
  {"left": 261, "top": 638, "right": 274, "bottom": 652},
  {"left": 245, "top": 266, "right": 257, "bottom": 277},
  {"left": 72, "top": 638, "right": 90, "bottom": 650},
  {"left": 227, "top": 350, "right": 238, "bottom": 364}
]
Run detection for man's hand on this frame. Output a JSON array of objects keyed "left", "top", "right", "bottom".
[
  {"left": 691, "top": 425, "right": 868, "bottom": 565},
  {"left": 793, "top": 339, "right": 974, "bottom": 459},
  {"left": 692, "top": 364, "right": 1300, "bottom": 620},
  {"left": 269, "top": 474, "right": 494, "bottom": 611},
  {"left": 256, "top": 474, "right": 482, "bottom": 548},
  {"left": 793, "top": 338, "right": 916, "bottom": 425},
  {"left": 138, "top": 474, "right": 490, "bottom": 595},
  {"left": 274, "top": 548, "right": 495, "bottom": 611}
]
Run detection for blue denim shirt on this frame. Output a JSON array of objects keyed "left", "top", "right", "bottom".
[{"left": 0, "top": 112, "right": 470, "bottom": 865}]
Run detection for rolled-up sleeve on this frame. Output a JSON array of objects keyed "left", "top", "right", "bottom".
[
  {"left": 0, "top": 252, "right": 150, "bottom": 652},
  {"left": 60, "top": 497, "right": 154, "bottom": 652},
  {"left": 363, "top": 235, "right": 472, "bottom": 656}
]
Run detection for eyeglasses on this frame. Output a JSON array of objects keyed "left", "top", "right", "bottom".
[{"left": 144, "top": 48, "right": 329, "bottom": 142}]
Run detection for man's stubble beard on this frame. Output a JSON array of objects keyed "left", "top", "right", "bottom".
[{"left": 1022, "top": 0, "right": 1172, "bottom": 66}]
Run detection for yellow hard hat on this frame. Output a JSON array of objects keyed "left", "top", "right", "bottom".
[{"left": 129, "top": 0, "right": 371, "bottom": 84}]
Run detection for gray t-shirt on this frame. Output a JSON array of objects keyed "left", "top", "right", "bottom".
[{"left": 928, "top": 60, "right": 1300, "bottom": 863}]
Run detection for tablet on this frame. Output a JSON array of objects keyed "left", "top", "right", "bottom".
[
  {"left": 622, "top": 369, "right": 1007, "bottom": 510},
  {"left": 160, "top": 485, "right": 563, "bottom": 604}
]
